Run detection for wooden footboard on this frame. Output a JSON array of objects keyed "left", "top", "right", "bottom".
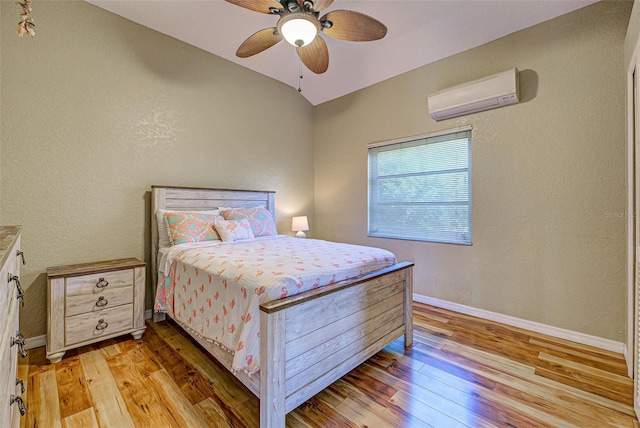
[{"left": 259, "top": 261, "right": 413, "bottom": 427}]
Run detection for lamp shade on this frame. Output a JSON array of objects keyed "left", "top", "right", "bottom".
[
  {"left": 291, "top": 216, "right": 309, "bottom": 232},
  {"left": 278, "top": 13, "right": 319, "bottom": 47}
]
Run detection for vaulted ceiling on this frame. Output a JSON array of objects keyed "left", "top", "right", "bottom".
[{"left": 87, "top": 0, "right": 598, "bottom": 105}]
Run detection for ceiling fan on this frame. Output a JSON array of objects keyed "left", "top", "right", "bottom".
[{"left": 224, "top": 0, "right": 387, "bottom": 74}]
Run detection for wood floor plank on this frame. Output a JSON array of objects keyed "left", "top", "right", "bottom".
[
  {"left": 162, "top": 327, "right": 254, "bottom": 408},
  {"left": 142, "top": 323, "right": 217, "bottom": 405},
  {"left": 535, "top": 366, "right": 633, "bottom": 405},
  {"left": 362, "top": 354, "right": 548, "bottom": 427},
  {"left": 493, "top": 381, "right": 634, "bottom": 428},
  {"left": 79, "top": 350, "right": 135, "bottom": 428},
  {"left": 194, "top": 397, "right": 235, "bottom": 427},
  {"left": 530, "top": 338, "right": 629, "bottom": 376},
  {"left": 358, "top": 362, "right": 497, "bottom": 428},
  {"left": 223, "top": 393, "right": 261, "bottom": 428},
  {"left": 336, "top": 375, "right": 431, "bottom": 428},
  {"left": 286, "top": 395, "right": 359, "bottom": 428},
  {"left": 442, "top": 340, "right": 536, "bottom": 376},
  {"left": 539, "top": 352, "right": 633, "bottom": 390},
  {"left": 148, "top": 369, "right": 210, "bottom": 428},
  {"left": 54, "top": 356, "right": 92, "bottom": 419},
  {"left": 286, "top": 411, "right": 315, "bottom": 428},
  {"left": 105, "top": 344, "right": 184, "bottom": 427},
  {"left": 35, "top": 369, "right": 63, "bottom": 428},
  {"left": 335, "top": 396, "right": 402, "bottom": 428},
  {"left": 61, "top": 407, "right": 99, "bottom": 428}
]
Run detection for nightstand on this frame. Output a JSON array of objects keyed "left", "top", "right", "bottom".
[{"left": 46, "top": 258, "right": 146, "bottom": 364}]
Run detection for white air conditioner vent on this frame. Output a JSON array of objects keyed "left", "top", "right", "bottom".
[{"left": 428, "top": 68, "right": 519, "bottom": 121}]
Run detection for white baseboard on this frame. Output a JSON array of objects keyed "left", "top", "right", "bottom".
[
  {"left": 414, "top": 294, "right": 626, "bottom": 355},
  {"left": 25, "top": 335, "right": 46, "bottom": 351}
]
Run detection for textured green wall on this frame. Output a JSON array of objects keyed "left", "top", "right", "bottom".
[
  {"left": 0, "top": 0, "right": 314, "bottom": 338},
  {"left": 313, "top": 1, "right": 632, "bottom": 342}
]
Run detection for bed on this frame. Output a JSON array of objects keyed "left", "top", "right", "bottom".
[{"left": 150, "top": 185, "right": 414, "bottom": 427}]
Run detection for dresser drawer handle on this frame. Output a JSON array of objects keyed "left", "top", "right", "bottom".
[
  {"left": 96, "top": 278, "right": 109, "bottom": 289},
  {"left": 95, "top": 319, "right": 109, "bottom": 331},
  {"left": 17, "top": 250, "right": 26, "bottom": 265},
  {"left": 11, "top": 331, "right": 27, "bottom": 358},
  {"left": 9, "top": 274, "right": 25, "bottom": 307},
  {"left": 95, "top": 296, "right": 108, "bottom": 308},
  {"left": 10, "top": 394, "right": 27, "bottom": 416}
]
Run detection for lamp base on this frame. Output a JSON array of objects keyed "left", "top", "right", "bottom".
[{"left": 295, "top": 231, "right": 307, "bottom": 238}]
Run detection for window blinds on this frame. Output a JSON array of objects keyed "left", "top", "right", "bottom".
[{"left": 368, "top": 128, "right": 472, "bottom": 244}]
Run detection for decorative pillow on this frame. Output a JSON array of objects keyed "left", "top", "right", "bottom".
[
  {"left": 164, "top": 212, "right": 222, "bottom": 245},
  {"left": 156, "top": 209, "right": 220, "bottom": 248},
  {"left": 214, "top": 218, "right": 255, "bottom": 242},
  {"left": 222, "top": 207, "right": 277, "bottom": 237}
]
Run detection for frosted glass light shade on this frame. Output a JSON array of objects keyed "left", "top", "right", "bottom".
[
  {"left": 278, "top": 14, "right": 319, "bottom": 47},
  {"left": 292, "top": 216, "right": 309, "bottom": 238}
]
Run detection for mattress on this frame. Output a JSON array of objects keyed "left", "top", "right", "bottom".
[{"left": 154, "top": 235, "right": 396, "bottom": 374}]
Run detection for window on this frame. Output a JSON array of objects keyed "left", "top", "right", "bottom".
[{"left": 368, "top": 127, "right": 472, "bottom": 245}]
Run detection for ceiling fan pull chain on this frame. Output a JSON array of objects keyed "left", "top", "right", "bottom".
[{"left": 298, "top": 56, "right": 303, "bottom": 93}]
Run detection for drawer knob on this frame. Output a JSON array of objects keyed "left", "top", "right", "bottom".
[
  {"left": 95, "top": 278, "right": 109, "bottom": 289},
  {"left": 95, "top": 319, "right": 109, "bottom": 331},
  {"left": 95, "top": 296, "right": 108, "bottom": 308},
  {"left": 10, "top": 394, "right": 27, "bottom": 416}
]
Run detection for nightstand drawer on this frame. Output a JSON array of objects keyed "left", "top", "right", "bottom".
[
  {"left": 66, "top": 269, "right": 133, "bottom": 297},
  {"left": 65, "top": 304, "right": 133, "bottom": 346},
  {"left": 65, "top": 285, "right": 133, "bottom": 317}
]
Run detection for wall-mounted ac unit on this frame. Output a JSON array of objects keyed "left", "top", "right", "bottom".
[{"left": 428, "top": 68, "right": 519, "bottom": 121}]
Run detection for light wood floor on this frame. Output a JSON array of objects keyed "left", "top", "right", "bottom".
[{"left": 17, "top": 302, "right": 638, "bottom": 427}]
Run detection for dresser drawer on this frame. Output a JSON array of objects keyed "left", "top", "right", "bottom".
[
  {"left": 65, "top": 304, "right": 134, "bottom": 346},
  {"left": 0, "top": 232, "right": 22, "bottom": 427},
  {"left": 0, "top": 261, "right": 11, "bottom": 324},
  {"left": 66, "top": 269, "right": 133, "bottom": 297},
  {"left": 65, "top": 285, "right": 133, "bottom": 317}
]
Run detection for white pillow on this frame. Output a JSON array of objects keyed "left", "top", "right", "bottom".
[
  {"left": 156, "top": 209, "right": 219, "bottom": 249},
  {"left": 214, "top": 218, "right": 255, "bottom": 242}
]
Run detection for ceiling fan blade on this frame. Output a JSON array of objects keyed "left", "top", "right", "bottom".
[
  {"left": 321, "top": 10, "right": 387, "bottom": 41},
  {"left": 224, "top": 0, "right": 283, "bottom": 14},
  {"left": 236, "top": 28, "right": 283, "bottom": 58},
  {"left": 311, "top": 0, "right": 334, "bottom": 11},
  {"left": 297, "top": 36, "right": 329, "bottom": 74}
]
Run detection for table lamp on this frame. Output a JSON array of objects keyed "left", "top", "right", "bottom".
[{"left": 292, "top": 216, "right": 309, "bottom": 238}]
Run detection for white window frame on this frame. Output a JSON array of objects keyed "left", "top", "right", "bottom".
[{"left": 368, "top": 126, "right": 472, "bottom": 245}]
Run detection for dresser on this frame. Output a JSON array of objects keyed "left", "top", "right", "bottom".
[
  {"left": 0, "top": 226, "right": 26, "bottom": 425},
  {"left": 46, "top": 258, "right": 146, "bottom": 364}
]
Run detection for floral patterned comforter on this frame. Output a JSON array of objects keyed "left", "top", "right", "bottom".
[{"left": 154, "top": 235, "right": 396, "bottom": 374}]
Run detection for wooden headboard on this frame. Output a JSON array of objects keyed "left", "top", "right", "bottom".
[{"left": 150, "top": 185, "right": 276, "bottom": 307}]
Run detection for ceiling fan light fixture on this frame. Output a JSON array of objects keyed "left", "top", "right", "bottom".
[{"left": 278, "top": 13, "right": 319, "bottom": 47}]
